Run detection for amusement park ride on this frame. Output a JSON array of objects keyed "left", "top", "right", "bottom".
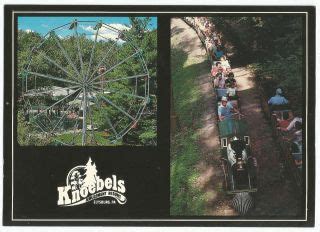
[{"left": 20, "top": 19, "right": 151, "bottom": 145}]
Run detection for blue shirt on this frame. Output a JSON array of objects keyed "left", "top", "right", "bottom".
[
  {"left": 218, "top": 102, "right": 234, "bottom": 118},
  {"left": 268, "top": 94, "right": 289, "bottom": 105},
  {"left": 214, "top": 50, "right": 224, "bottom": 59}
]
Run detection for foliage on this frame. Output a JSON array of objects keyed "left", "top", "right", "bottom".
[
  {"left": 17, "top": 111, "right": 52, "bottom": 145},
  {"left": 211, "top": 15, "right": 304, "bottom": 114},
  {"left": 17, "top": 17, "right": 157, "bottom": 145}
]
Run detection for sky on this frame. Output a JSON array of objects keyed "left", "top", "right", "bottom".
[{"left": 18, "top": 16, "right": 157, "bottom": 38}]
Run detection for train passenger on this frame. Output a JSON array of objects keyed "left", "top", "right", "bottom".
[
  {"left": 292, "top": 121, "right": 302, "bottom": 142},
  {"left": 286, "top": 116, "right": 302, "bottom": 132},
  {"left": 225, "top": 72, "right": 236, "bottom": 88},
  {"left": 220, "top": 56, "right": 231, "bottom": 68},
  {"left": 225, "top": 67, "right": 232, "bottom": 75},
  {"left": 268, "top": 88, "right": 289, "bottom": 105},
  {"left": 218, "top": 96, "right": 239, "bottom": 121},
  {"left": 226, "top": 87, "right": 237, "bottom": 100},
  {"left": 211, "top": 62, "right": 223, "bottom": 76},
  {"left": 277, "top": 111, "right": 292, "bottom": 129},
  {"left": 214, "top": 72, "right": 226, "bottom": 88},
  {"left": 278, "top": 114, "right": 302, "bottom": 132},
  {"left": 214, "top": 46, "right": 224, "bottom": 60}
]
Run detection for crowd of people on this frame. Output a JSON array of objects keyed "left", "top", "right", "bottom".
[
  {"left": 184, "top": 17, "right": 303, "bottom": 168},
  {"left": 186, "top": 17, "right": 239, "bottom": 122}
]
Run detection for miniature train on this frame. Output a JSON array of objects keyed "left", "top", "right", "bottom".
[
  {"left": 183, "top": 17, "right": 259, "bottom": 215},
  {"left": 259, "top": 88, "right": 303, "bottom": 187},
  {"left": 183, "top": 16, "right": 303, "bottom": 215}
]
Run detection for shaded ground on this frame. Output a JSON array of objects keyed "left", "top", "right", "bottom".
[
  {"left": 235, "top": 68, "right": 303, "bottom": 217},
  {"left": 171, "top": 18, "right": 236, "bottom": 216},
  {"left": 171, "top": 18, "right": 303, "bottom": 217}
]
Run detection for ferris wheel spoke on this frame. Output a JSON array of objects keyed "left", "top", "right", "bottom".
[
  {"left": 86, "top": 91, "right": 99, "bottom": 144},
  {"left": 33, "top": 88, "right": 81, "bottom": 118},
  {"left": 52, "top": 35, "right": 82, "bottom": 79},
  {"left": 49, "top": 90, "right": 82, "bottom": 133},
  {"left": 73, "top": 22, "right": 85, "bottom": 77},
  {"left": 88, "top": 90, "right": 118, "bottom": 137},
  {"left": 34, "top": 117, "right": 50, "bottom": 133},
  {"left": 101, "top": 24, "right": 122, "bottom": 33},
  {"left": 70, "top": 90, "right": 85, "bottom": 145},
  {"left": 26, "top": 71, "right": 79, "bottom": 85},
  {"left": 40, "top": 52, "right": 75, "bottom": 80},
  {"left": 88, "top": 39, "right": 118, "bottom": 82},
  {"left": 86, "top": 26, "right": 100, "bottom": 81},
  {"left": 90, "top": 51, "right": 140, "bottom": 84},
  {"left": 92, "top": 73, "right": 147, "bottom": 86},
  {"left": 24, "top": 85, "right": 80, "bottom": 97},
  {"left": 91, "top": 84, "right": 146, "bottom": 100},
  {"left": 100, "top": 96, "right": 135, "bottom": 121}
]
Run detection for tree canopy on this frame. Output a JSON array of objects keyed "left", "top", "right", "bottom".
[{"left": 210, "top": 15, "right": 304, "bottom": 114}]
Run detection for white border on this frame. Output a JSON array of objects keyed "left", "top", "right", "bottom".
[{"left": 9, "top": 10, "right": 310, "bottom": 222}]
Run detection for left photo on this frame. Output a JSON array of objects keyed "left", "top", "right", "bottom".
[{"left": 17, "top": 16, "right": 157, "bottom": 146}]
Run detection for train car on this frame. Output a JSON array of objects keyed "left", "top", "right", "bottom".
[
  {"left": 218, "top": 118, "right": 258, "bottom": 215},
  {"left": 189, "top": 18, "right": 258, "bottom": 215},
  {"left": 259, "top": 90, "right": 302, "bottom": 187}
]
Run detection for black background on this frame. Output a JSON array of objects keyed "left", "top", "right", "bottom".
[{"left": 3, "top": 5, "right": 315, "bottom": 226}]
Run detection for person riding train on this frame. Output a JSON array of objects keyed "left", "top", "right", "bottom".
[
  {"left": 214, "top": 72, "right": 226, "bottom": 88},
  {"left": 268, "top": 88, "right": 289, "bottom": 105},
  {"left": 211, "top": 61, "right": 225, "bottom": 76},
  {"left": 218, "top": 96, "right": 239, "bottom": 121},
  {"left": 214, "top": 45, "right": 224, "bottom": 60},
  {"left": 225, "top": 72, "right": 236, "bottom": 88}
]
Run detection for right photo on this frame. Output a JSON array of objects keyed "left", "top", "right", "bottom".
[{"left": 170, "top": 16, "right": 305, "bottom": 217}]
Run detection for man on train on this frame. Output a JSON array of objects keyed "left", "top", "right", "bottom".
[
  {"left": 218, "top": 96, "right": 239, "bottom": 121},
  {"left": 268, "top": 88, "right": 289, "bottom": 105}
]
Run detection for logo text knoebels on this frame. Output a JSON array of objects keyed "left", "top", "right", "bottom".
[{"left": 57, "top": 175, "right": 126, "bottom": 205}]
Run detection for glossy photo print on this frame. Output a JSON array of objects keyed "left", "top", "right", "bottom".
[
  {"left": 2, "top": 5, "right": 315, "bottom": 227},
  {"left": 170, "top": 15, "right": 309, "bottom": 218},
  {"left": 17, "top": 16, "right": 157, "bottom": 146}
]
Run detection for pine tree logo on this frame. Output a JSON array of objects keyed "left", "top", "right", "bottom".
[
  {"left": 58, "top": 157, "right": 127, "bottom": 206},
  {"left": 82, "top": 157, "right": 98, "bottom": 188}
]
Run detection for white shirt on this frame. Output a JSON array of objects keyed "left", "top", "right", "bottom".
[{"left": 287, "top": 117, "right": 302, "bottom": 131}]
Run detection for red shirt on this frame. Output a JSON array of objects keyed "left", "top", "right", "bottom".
[{"left": 278, "top": 120, "right": 290, "bottom": 128}]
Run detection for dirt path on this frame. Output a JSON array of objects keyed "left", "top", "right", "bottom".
[
  {"left": 172, "top": 18, "right": 237, "bottom": 216},
  {"left": 171, "top": 18, "right": 303, "bottom": 217},
  {"left": 171, "top": 18, "right": 206, "bottom": 63},
  {"left": 235, "top": 68, "right": 302, "bottom": 217}
]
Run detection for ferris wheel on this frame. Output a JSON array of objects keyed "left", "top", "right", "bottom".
[{"left": 21, "top": 19, "right": 151, "bottom": 145}]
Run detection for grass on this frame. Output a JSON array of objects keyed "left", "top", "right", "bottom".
[{"left": 170, "top": 39, "right": 209, "bottom": 215}]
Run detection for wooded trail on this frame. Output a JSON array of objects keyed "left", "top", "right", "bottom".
[{"left": 171, "top": 18, "right": 302, "bottom": 217}]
